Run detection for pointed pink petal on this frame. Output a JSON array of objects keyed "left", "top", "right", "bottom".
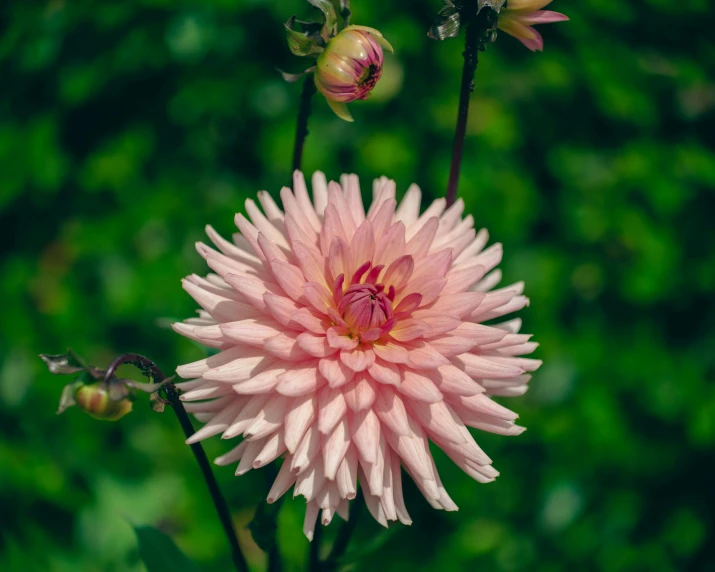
[
  {"left": 323, "top": 417, "right": 351, "bottom": 480},
  {"left": 319, "top": 356, "right": 355, "bottom": 388},
  {"left": 427, "top": 336, "right": 480, "bottom": 357},
  {"left": 327, "top": 327, "right": 359, "bottom": 350},
  {"left": 318, "top": 386, "right": 348, "bottom": 435},
  {"left": 374, "top": 385, "right": 410, "bottom": 436},
  {"left": 390, "top": 319, "right": 431, "bottom": 342},
  {"left": 404, "top": 341, "right": 450, "bottom": 370},
  {"left": 520, "top": 10, "right": 569, "bottom": 25},
  {"left": 404, "top": 217, "right": 438, "bottom": 259},
  {"left": 263, "top": 332, "right": 311, "bottom": 361},
  {"left": 367, "top": 358, "right": 401, "bottom": 387},
  {"left": 407, "top": 400, "right": 466, "bottom": 445},
  {"left": 340, "top": 346, "right": 376, "bottom": 372},
  {"left": 283, "top": 394, "right": 316, "bottom": 453},
  {"left": 336, "top": 445, "right": 359, "bottom": 499},
  {"left": 275, "top": 365, "right": 325, "bottom": 396},
  {"left": 349, "top": 221, "right": 376, "bottom": 271},
  {"left": 297, "top": 332, "right": 338, "bottom": 358},
  {"left": 394, "top": 184, "right": 421, "bottom": 226},
  {"left": 373, "top": 221, "right": 406, "bottom": 269},
  {"left": 373, "top": 340, "right": 410, "bottom": 364},
  {"left": 399, "top": 369, "right": 443, "bottom": 403},
  {"left": 368, "top": 197, "right": 397, "bottom": 239},
  {"left": 411, "top": 248, "right": 453, "bottom": 280},
  {"left": 292, "top": 171, "right": 323, "bottom": 231},
  {"left": 288, "top": 307, "right": 328, "bottom": 335},
  {"left": 293, "top": 241, "right": 329, "bottom": 287},
  {"left": 267, "top": 454, "right": 298, "bottom": 503},
  {"left": 343, "top": 373, "right": 377, "bottom": 411},
  {"left": 455, "top": 353, "right": 524, "bottom": 379},
  {"left": 430, "top": 365, "right": 484, "bottom": 396},
  {"left": 349, "top": 407, "right": 380, "bottom": 464},
  {"left": 219, "top": 319, "right": 282, "bottom": 346},
  {"left": 319, "top": 203, "right": 348, "bottom": 255},
  {"left": 382, "top": 255, "right": 415, "bottom": 292},
  {"left": 411, "top": 312, "right": 461, "bottom": 337},
  {"left": 328, "top": 237, "right": 351, "bottom": 284}
]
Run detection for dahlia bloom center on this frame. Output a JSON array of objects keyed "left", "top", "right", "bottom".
[{"left": 333, "top": 262, "right": 397, "bottom": 339}]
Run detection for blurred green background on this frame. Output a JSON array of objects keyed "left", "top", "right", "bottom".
[{"left": 2, "top": 0, "right": 714, "bottom": 570}]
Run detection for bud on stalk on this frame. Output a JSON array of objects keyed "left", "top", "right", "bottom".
[{"left": 313, "top": 25, "right": 393, "bottom": 121}]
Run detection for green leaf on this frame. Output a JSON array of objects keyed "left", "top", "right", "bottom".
[
  {"left": 285, "top": 20, "right": 323, "bottom": 57},
  {"left": 307, "top": 0, "right": 338, "bottom": 38},
  {"left": 134, "top": 526, "right": 202, "bottom": 572},
  {"left": 39, "top": 353, "right": 85, "bottom": 375}
]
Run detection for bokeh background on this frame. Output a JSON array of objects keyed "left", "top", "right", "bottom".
[{"left": 2, "top": 0, "right": 714, "bottom": 570}]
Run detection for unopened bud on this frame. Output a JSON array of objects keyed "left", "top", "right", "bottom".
[
  {"left": 314, "top": 25, "right": 393, "bottom": 122},
  {"left": 74, "top": 383, "right": 134, "bottom": 421}
]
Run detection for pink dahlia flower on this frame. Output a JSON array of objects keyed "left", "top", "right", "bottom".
[
  {"left": 498, "top": 0, "right": 569, "bottom": 52},
  {"left": 174, "top": 172, "right": 540, "bottom": 539}
]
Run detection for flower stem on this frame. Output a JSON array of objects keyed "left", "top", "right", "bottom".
[
  {"left": 105, "top": 354, "right": 249, "bottom": 572},
  {"left": 339, "top": 0, "right": 352, "bottom": 27},
  {"left": 445, "top": 10, "right": 482, "bottom": 208},
  {"left": 309, "top": 521, "right": 323, "bottom": 571},
  {"left": 322, "top": 489, "right": 364, "bottom": 571},
  {"left": 292, "top": 75, "right": 317, "bottom": 172},
  {"left": 261, "top": 465, "right": 284, "bottom": 572}
]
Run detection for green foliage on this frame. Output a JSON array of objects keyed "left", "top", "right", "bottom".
[
  {"left": 1, "top": 0, "right": 714, "bottom": 571},
  {"left": 135, "top": 526, "right": 202, "bottom": 572}
]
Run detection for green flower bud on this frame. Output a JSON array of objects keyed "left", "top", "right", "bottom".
[{"left": 74, "top": 383, "right": 133, "bottom": 421}]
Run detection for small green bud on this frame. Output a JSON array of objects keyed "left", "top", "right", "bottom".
[{"left": 74, "top": 383, "right": 134, "bottom": 421}]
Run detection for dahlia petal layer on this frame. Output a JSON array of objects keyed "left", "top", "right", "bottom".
[{"left": 174, "top": 171, "right": 540, "bottom": 539}]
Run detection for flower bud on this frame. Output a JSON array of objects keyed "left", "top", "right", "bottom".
[
  {"left": 74, "top": 383, "right": 133, "bottom": 421},
  {"left": 314, "top": 25, "right": 394, "bottom": 122}
]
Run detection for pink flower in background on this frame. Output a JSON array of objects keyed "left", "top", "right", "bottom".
[
  {"left": 174, "top": 172, "right": 540, "bottom": 539},
  {"left": 314, "top": 26, "right": 394, "bottom": 122},
  {"left": 498, "top": 0, "right": 569, "bottom": 52}
]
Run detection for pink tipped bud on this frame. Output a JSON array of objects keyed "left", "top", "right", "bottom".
[{"left": 314, "top": 25, "right": 394, "bottom": 122}]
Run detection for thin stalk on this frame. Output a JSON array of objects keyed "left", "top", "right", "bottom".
[
  {"left": 445, "top": 10, "right": 481, "bottom": 208},
  {"left": 309, "top": 520, "right": 323, "bottom": 571},
  {"left": 262, "top": 464, "right": 283, "bottom": 572},
  {"left": 322, "top": 490, "right": 364, "bottom": 571},
  {"left": 105, "top": 354, "right": 249, "bottom": 572},
  {"left": 292, "top": 75, "right": 317, "bottom": 172}
]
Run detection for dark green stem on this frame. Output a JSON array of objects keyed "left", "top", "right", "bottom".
[
  {"left": 309, "top": 519, "right": 323, "bottom": 571},
  {"left": 445, "top": 10, "right": 481, "bottom": 208},
  {"left": 322, "top": 490, "right": 364, "bottom": 571},
  {"left": 262, "top": 465, "right": 283, "bottom": 572},
  {"left": 292, "top": 75, "right": 317, "bottom": 172},
  {"left": 105, "top": 354, "right": 249, "bottom": 572}
]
